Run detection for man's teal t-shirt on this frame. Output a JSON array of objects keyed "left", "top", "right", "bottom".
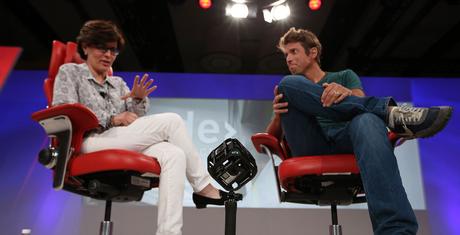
[{"left": 316, "top": 69, "right": 363, "bottom": 131}]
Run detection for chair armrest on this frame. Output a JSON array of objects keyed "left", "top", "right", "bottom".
[
  {"left": 250, "top": 132, "right": 284, "bottom": 202},
  {"left": 31, "top": 103, "right": 99, "bottom": 190},
  {"left": 31, "top": 103, "right": 99, "bottom": 133},
  {"left": 31, "top": 103, "right": 99, "bottom": 153},
  {"left": 251, "top": 133, "right": 287, "bottom": 160},
  {"left": 388, "top": 131, "right": 405, "bottom": 147}
]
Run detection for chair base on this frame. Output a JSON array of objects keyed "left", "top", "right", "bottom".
[
  {"left": 100, "top": 221, "right": 113, "bottom": 235},
  {"left": 329, "top": 224, "right": 342, "bottom": 235},
  {"left": 99, "top": 200, "right": 113, "bottom": 235},
  {"left": 329, "top": 204, "right": 342, "bottom": 235}
]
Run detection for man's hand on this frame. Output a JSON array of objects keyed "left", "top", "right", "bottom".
[
  {"left": 273, "top": 85, "right": 288, "bottom": 115},
  {"left": 266, "top": 85, "right": 286, "bottom": 138},
  {"left": 122, "top": 74, "right": 157, "bottom": 100},
  {"left": 112, "top": 111, "right": 138, "bottom": 126},
  {"left": 321, "top": 82, "right": 352, "bottom": 107}
]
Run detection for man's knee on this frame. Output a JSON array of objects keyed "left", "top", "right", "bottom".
[
  {"left": 278, "top": 75, "right": 316, "bottom": 99},
  {"left": 279, "top": 75, "right": 309, "bottom": 89}
]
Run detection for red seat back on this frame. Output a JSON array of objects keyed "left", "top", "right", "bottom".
[
  {"left": 44, "top": 40, "right": 87, "bottom": 106},
  {"left": 44, "top": 40, "right": 66, "bottom": 106},
  {"left": 48, "top": 41, "right": 66, "bottom": 80},
  {"left": 44, "top": 40, "right": 115, "bottom": 106},
  {"left": 64, "top": 41, "right": 84, "bottom": 64}
]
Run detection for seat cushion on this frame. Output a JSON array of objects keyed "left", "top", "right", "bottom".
[
  {"left": 69, "top": 149, "right": 161, "bottom": 177},
  {"left": 278, "top": 154, "right": 359, "bottom": 191}
]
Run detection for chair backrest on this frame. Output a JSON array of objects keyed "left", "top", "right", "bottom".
[
  {"left": 44, "top": 40, "right": 66, "bottom": 106},
  {"left": 64, "top": 41, "right": 84, "bottom": 64},
  {"left": 44, "top": 40, "right": 85, "bottom": 106},
  {"left": 44, "top": 40, "right": 114, "bottom": 106}
]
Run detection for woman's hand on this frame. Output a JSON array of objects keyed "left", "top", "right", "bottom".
[
  {"left": 122, "top": 74, "right": 157, "bottom": 100},
  {"left": 112, "top": 111, "right": 138, "bottom": 126}
]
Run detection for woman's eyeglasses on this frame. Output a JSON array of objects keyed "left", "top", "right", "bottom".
[{"left": 94, "top": 45, "right": 120, "bottom": 56}]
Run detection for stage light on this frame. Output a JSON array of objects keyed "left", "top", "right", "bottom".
[
  {"left": 262, "top": 0, "right": 290, "bottom": 23},
  {"left": 308, "top": 0, "right": 321, "bottom": 11},
  {"left": 271, "top": 4, "right": 290, "bottom": 20},
  {"left": 226, "top": 3, "right": 249, "bottom": 18},
  {"left": 263, "top": 9, "right": 273, "bottom": 23},
  {"left": 199, "top": 0, "right": 212, "bottom": 9}
]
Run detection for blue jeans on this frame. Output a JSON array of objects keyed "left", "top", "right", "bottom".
[{"left": 278, "top": 75, "right": 418, "bottom": 235}]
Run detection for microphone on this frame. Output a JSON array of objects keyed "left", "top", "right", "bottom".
[{"left": 99, "top": 91, "right": 107, "bottom": 99}]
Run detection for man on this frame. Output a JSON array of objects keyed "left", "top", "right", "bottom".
[{"left": 266, "top": 27, "right": 452, "bottom": 234}]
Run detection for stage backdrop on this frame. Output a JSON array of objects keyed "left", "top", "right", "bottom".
[
  {"left": 0, "top": 70, "right": 458, "bottom": 234},
  {"left": 0, "top": 46, "right": 22, "bottom": 90}
]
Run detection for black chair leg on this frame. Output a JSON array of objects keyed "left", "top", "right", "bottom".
[
  {"left": 329, "top": 204, "right": 342, "bottom": 235},
  {"left": 100, "top": 200, "right": 113, "bottom": 235}
]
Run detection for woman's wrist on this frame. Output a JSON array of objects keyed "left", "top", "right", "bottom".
[
  {"left": 133, "top": 97, "right": 144, "bottom": 104},
  {"left": 109, "top": 115, "right": 116, "bottom": 127}
]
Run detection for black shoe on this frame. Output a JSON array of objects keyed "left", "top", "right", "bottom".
[
  {"left": 192, "top": 190, "right": 243, "bottom": 209},
  {"left": 388, "top": 106, "right": 453, "bottom": 139}
]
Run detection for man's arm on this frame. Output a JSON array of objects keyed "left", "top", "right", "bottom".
[
  {"left": 266, "top": 84, "right": 364, "bottom": 139},
  {"left": 352, "top": 88, "right": 365, "bottom": 97},
  {"left": 266, "top": 115, "right": 283, "bottom": 139},
  {"left": 265, "top": 85, "right": 287, "bottom": 139}
]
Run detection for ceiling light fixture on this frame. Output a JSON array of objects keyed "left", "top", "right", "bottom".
[
  {"left": 262, "top": 0, "right": 290, "bottom": 23},
  {"left": 308, "top": 0, "right": 322, "bottom": 11},
  {"left": 225, "top": 0, "right": 257, "bottom": 19},
  {"left": 271, "top": 4, "right": 290, "bottom": 20},
  {"left": 199, "top": 0, "right": 212, "bottom": 9},
  {"left": 228, "top": 3, "right": 249, "bottom": 18}
]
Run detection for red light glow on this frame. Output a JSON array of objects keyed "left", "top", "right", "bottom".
[
  {"left": 199, "top": 0, "right": 212, "bottom": 9},
  {"left": 309, "top": 0, "right": 322, "bottom": 11}
]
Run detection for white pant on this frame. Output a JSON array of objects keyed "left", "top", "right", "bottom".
[{"left": 82, "top": 113, "right": 211, "bottom": 235}]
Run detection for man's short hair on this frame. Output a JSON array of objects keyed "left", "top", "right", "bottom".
[{"left": 278, "top": 27, "right": 322, "bottom": 65}]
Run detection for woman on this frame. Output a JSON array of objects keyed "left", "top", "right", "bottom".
[{"left": 52, "top": 19, "right": 234, "bottom": 235}]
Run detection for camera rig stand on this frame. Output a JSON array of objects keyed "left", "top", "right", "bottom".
[{"left": 207, "top": 138, "right": 257, "bottom": 235}]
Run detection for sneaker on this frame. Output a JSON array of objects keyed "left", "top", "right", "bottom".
[{"left": 387, "top": 106, "right": 453, "bottom": 139}]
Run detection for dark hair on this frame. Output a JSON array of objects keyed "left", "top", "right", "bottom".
[
  {"left": 76, "top": 20, "right": 125, "bottom": 60},
  {"left": 278, "top": 27, "right": 322, "bottom": 65}
]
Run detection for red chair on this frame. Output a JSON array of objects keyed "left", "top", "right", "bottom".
[
  {"left": 251, "top": 132, "right": 403, "bottom": 235},
  {"left": 32, "top": 40, "right": 161, "bottom": 235}
]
